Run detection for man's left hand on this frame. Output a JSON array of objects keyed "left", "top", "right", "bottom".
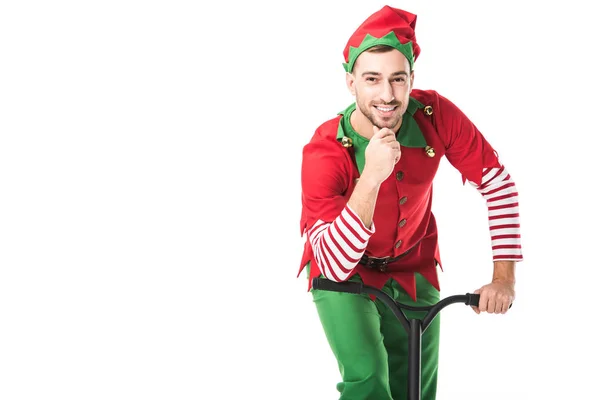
[{"left": 472, "top": 281, "right": 515, "bottom": 314}]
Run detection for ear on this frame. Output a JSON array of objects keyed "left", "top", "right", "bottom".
[
  {"left": 409, "top": 70, "right": 415, "bottom": 92},
  {"left": 346, "top": 72, "right": 356, "bottom": 96}
]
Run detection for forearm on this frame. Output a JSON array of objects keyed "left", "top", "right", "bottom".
[
  {"left": 492, "top": 260, "right": 516, "bottom": 284},
  {"left": 347, "top": 172, "right": 381, "bottom": 229}
]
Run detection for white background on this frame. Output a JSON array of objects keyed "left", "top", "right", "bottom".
[{"left": 1, "top": 0, "right": 599, "bottom": 399}]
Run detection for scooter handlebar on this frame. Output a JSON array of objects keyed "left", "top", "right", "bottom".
[
  {"left": 311, "top": 278, "right": 364, "bottom": 294},
  {"left": 311, "top": 278, "right": 506, "bottom": 309}
]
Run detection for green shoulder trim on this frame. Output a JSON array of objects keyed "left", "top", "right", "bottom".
[{"left": 397, "top": 97, "right": 427, "bottom": 148}]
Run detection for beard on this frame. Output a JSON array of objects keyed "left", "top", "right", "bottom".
[{"left": 356, "top": 93, "right": 403, "bottom": 130}]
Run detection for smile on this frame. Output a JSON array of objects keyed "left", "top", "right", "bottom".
[
  {"left": 374, "top": 105, "right": 397, "bottom": 116},
  {"left": 375, "top": 106, "right": 397, "bottom": 112}
]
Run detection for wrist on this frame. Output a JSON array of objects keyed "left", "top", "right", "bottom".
[
  {"left": 492, "top": 260, "right": 516, "bottom": 285},
  {"left": 358, "top": 170, "right": 382, "bottom": 190},
  {"left": 492, "top": 277, "right": 515, "bottom": 286}
]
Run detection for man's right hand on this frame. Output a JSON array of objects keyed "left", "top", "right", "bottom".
[{"left": 362, "top": 126, "right": 401, "bottom": 185}]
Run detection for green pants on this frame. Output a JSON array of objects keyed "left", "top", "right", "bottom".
[{"left": 311, "top": 273, "right": 440, "bottom": 400}]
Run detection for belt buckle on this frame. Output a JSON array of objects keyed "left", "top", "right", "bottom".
[{"left": 368, "top": 256, "right": 389, "bottom": 272}]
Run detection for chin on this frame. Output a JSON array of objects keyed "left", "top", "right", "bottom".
[{"left": 377, "top": 120, "right": 398, "bottom": 130}]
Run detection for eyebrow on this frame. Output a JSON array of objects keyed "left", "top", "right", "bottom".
[{"left": 361, "top": 71, "right": 408, "bottom": 77}]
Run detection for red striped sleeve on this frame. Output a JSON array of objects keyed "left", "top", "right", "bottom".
[
  {"left": 472, "top": 167, "right": 523, "bottom": 262},
  {"left": 307, "top": 204, "right": 375, "bottom": 281}
]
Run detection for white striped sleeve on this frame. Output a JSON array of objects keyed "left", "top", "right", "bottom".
[
  {"left": 470, "top": 166, "right": 523, "bottom": 261},
  {"left": 307, "top": 204, "right": 375, "bottom": 281}
]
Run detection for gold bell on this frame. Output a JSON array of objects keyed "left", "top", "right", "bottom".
[
  {"left": 424, "top": 105, "right": 433, "bottom": 116},
  {"left": 341, "top": 136, "right": 353, "bottom": 148},
  {"left": 425, "top": 145, "right": 436, "bottom": 157}
]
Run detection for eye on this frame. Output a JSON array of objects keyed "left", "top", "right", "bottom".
[
  {"left": 394, "top": 77, "right": 406, "bottom": 83},
  {"left": 365, "top": 77, "right": 376, "bottom": 82}
]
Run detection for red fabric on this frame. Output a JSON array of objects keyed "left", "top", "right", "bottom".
[
  {"left": 343, "top": 6, "right": 420, "bottom": 64},
  {"left": 299, "top": 116, "right": 355, "bottom": 236},
  {"left": 298, "top": 89, "right": 502, "bottom": 301},
  {"left": 428, "top": 91, "right": 502, "bottom": 185}
]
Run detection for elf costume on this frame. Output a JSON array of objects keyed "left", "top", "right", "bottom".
[{"left": 298, "top": 5, "right": 523, "bottom": 400}]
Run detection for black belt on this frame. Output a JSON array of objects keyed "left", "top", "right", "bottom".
[{"left": 359, "top": 248, "right": 412, "bottom": 272}]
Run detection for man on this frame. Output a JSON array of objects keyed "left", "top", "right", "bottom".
[{"left": 297, "top": 5, "right": 523, "bottom": 400}]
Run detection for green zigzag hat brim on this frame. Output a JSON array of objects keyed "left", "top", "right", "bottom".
[{"left": 343, "top": 31, "right": 415, "bottom": 73}]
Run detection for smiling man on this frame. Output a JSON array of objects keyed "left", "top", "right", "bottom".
[
  {"left": 352, "top": 63, "right": 410, "bottom": 132},
  {"left": 297, "top": 5, "right": 523, "bottom": 400}
]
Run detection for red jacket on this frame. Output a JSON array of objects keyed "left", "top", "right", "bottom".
[{"left": 298, "top": 89, "right": 506, "bottom": 301}]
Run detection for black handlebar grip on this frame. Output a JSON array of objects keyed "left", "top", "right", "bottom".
[
  {"left": 466, "top": 293, "right": 480, "bottom": 307},
  {"left": 465, "top": 293, "right": 513, "bottom": 309},
  {"left": 312, "top": 278, "right": 364, "bottom": 294}
]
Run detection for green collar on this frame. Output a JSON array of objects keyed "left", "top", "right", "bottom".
[{"left": 336, "top": 97, "right": 427, "bottom": 148}]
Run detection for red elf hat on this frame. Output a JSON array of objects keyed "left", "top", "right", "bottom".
[{"left": 342, "top": 5, "right": 420, "bottom": 73}]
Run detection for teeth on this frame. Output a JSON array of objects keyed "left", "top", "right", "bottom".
[{"left": 376, "top": 106, "right": 395, "bottom": 112}]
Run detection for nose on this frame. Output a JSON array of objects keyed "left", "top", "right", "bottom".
[{"left": 380, "top": 81, "right": 395, "bottom": 103}]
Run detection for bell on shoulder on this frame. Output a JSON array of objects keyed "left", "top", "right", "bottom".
[{"left": 425, "top": 145, "right": 435, "bottom": 157}]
